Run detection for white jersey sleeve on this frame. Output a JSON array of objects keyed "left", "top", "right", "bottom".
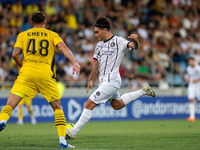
[
  {"left": 93, "top": 42, "right": 101, "bottom": 60},
  {"left": 117, "top": 37, "right": 131, "bottom": 52}
]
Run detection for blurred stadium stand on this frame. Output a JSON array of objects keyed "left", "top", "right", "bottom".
[{"left": 0, "top": 0, "right": 199, "bottom": 91}]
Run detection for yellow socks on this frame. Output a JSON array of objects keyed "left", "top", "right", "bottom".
[
  {"left": 54, "top": 109, "right": 66, "bottom": 137},
  {"left": 0, "top": 105, "right": 13, "bottom": 122},
  {"left": 29, "top": 107, "right": 34, "bottom": 117},
  {"left": 18, "top": 107, "right": 23, "bottom": 120}
]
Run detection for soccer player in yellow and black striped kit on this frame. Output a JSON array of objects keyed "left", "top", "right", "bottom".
[{"left": 0, "top": 11, "right": 80, "bottom": 149}]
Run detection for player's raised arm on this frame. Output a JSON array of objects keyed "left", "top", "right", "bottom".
[
  {"left": 128, "top": 34, "right": 139, "bottom": 50},
  {"left": 86, "top": 60, "right": 99, "bottom": 93},
  {"left": 56, "top": 42, "right": 80, "bottom": 75},
  {"left": 12, "top": 47, "right": 22, "bottom": 67}
]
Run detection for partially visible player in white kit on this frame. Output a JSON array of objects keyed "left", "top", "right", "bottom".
[
  {"left": 185, "top": 57, "right": 200, "bottom": 122},
  {"left": 66, "top": 16, "right": 156, "bottom": 139}
]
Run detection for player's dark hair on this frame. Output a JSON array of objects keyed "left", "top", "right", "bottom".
[
  {"left": 94, "top": 16, "right": 111, "bottom": 31},
  {"left": 188, "top": 57, "right": 194, "bottom": 61},
  {"left": 31, "top": 11, "right": 46, "bottom": 24}
]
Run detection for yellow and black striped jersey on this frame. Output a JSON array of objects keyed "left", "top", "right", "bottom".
[{"left": 14, "top": 27, "right": 63, "bottom": 78}]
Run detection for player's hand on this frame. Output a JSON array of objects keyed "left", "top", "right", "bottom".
[
  {"left": 193, "top": 79, "right": 198, "bottom": 83},
  {"left": 128, "top": 34, "right": 139, "bottom": 49},
  {"left": 128, "top": 34, "right": 138, "bottom": 41},
  {"left": 186, "top": 78, "right": 190, "bottom": 84},
  {"left": 73, "top": 62, "right": 80, "bottom": 75},
  {"left": 86, "top": 80, "right": 93, "bottom": 93}
]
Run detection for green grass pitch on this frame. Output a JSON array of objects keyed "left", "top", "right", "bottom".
[{"left": 0, "top": 120, "right": 200, "bottom": 150}]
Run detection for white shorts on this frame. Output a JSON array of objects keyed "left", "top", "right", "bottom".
[
  {"left": 188, "top": 84, "right": 200, "bottom": 100},
  {"left": 89, "top": 84, "right": 121, "bottom": 104}
]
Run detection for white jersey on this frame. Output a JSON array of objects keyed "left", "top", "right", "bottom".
[
  {"left": 93, "top": 35, "right": 131, "bottom": 86},
  {"left": 186, "top": 65, "right": 200, "bottom": 99},
  {"left": 186, "top": 65, "right": 200, "bottom": 85}
]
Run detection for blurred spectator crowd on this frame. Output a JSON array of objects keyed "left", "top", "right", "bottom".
[{"left": 0, "top": 0, "right": 200, "bottom": 89}]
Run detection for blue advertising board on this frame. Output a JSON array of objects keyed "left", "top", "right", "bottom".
[{"left": 0, "top": 96, "right": 200, "bottom": 123}]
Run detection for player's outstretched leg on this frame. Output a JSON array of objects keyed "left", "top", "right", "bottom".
[
  {"left": 121, "top": 85, "right": 155, "bottom": 106},
  {"left": 142, "top": 85, "right": 156, "bottom": 97},
  {"left": 66, "top": 108, "right": 93, "bottom": 140},
  {"left": 0, "top": 94, "right": 23, "bottom": 131},
  {"left": 0, "top": 105, "right": 13, "bottom": 132},
  {"left": 66, "top": 128, "right": 76, "bottom": 139},
  {"left": 66, "top": 99, "right": 96, "bottom": 140}
]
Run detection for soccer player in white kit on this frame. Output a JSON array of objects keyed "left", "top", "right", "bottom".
[
  {"left": 185, "top": 57, "right": 200, "bottom": 122},
  {"left": 66, "top": 16, "right": 156, "bottom": 139}
]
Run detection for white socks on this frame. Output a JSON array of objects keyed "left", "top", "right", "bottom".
[
  {"left": 72, "top": 108, "right": 93, "bottom": 135},
  {"left": 189, "top": 102, "right": 195, "bottom": 118},
  {"left": 59, "top": 136, "right": 67, "bottom": 145},
  {"left": 0, "top": 120, "right": 6, "bottom": 124},
  {"left": 71, "top": 89, "right": 145, "bottom": 136},
  {"left": 121, "top": 89, "right": 146, "bottom": 106}
]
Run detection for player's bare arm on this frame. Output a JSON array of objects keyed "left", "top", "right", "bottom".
[
  {"left": 128, "top": 34, "right": 139, "bottom": 50},
  {"left": 12, "top": 47, "right": 22, "bottom": 67},
  {"left": 56, "top": 42, "right": 80, "bottom": 75},
  {"left": 193, "top": 77, "right": 200, "bottom": 83},
  {"left": 86, "top": 60, "right": 99, "bottom": 93},
  {"left": 186, "top": 78, "right": 190, "bottom": 84}
]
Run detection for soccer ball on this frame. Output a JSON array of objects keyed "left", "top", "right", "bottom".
[{"left": 66, "top": 123, "right": 74, "bottom": 129}]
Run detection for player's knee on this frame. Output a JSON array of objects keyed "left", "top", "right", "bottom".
[
  {"left": 53, "top": 107, "right": 62, "bottom": 112},
  {"left": 84, "top": 99, "right": 97, "bottom": 110},
  {"left": 51, "top": 105, "right": 62, "bottom": 111},
  {"left": 18, "top": 105, "right": 23, "bottom": 109},
  {"left": 50, "top": 100, "right": 62, "bottom": 111},
  {"left": 113, "top": 106, "right": 120, "bottom": 110},
  {"left": 189, "top": 99, "right": 195, "bottom": 103},
  {"left": 110, "top": 100, "right": 124, "bottom": 110},
  {"left": 111, "top": 105, "right": 121, "bottom": 110}
]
